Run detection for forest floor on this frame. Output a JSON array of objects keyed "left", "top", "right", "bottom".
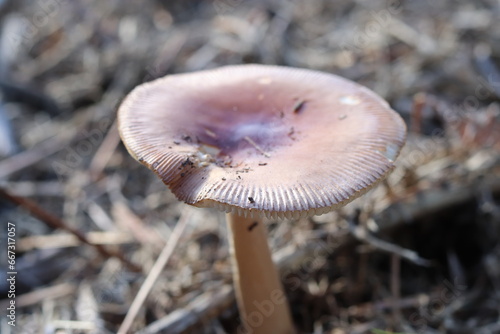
[{"left": 0, "top": 0, "right": 499, "bottom": 333}]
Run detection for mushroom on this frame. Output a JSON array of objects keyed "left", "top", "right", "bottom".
[{"left": 118, "top": 64, "right": 406, "bottom": 333}]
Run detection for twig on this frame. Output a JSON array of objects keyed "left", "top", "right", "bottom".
[
  {"left": 348, "top": 221, "right": 433, "bottom": 267},
  {"left": 18, "top": 231, "right": 134, "bottom": 252},
  {"left": 0, "top": 283, "right": 76, "bottom": 309},
  {"left": 3, "top": 181, "right": 63, "bottom": 197},
  {"left": 89, "top": 120, "right": 121, "bottom": 181},
  {"left": 117, "top": 208, "right": 192, "bottom": 334},
  {"left": 388, "top": 18, "right": 438, "bottom": 56},
  {"left": 137, "top": 285, "right": 234, "bottom": 334},
  {"left": 112, "top": 201, "right": 165, "bottom": 252},
  {"left": 346, "top": 292, "right": 433, "bottom": 318},
  {"left": 390, "top": 254, "right": 402, "bottom": 326},
  {"left": 410, "top": 92, "right": 426, "bottom": 134},
  {"left": 243, "top": 136, "right": 270, "bottom": 158},
  {"left": 47, "top": 320, "right": 97, "bottom": 331},
  {"left": 0, "top": 134, "right": 71, "bottom": 179},
  {"left": 0, "top": 187, "right": 141, "bottom": 272},
  {"left": 23, "top": 24, "right": 93, "bottom": 79}
]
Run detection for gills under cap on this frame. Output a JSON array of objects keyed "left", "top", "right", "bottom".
[{"left": 118, "top": 64, "right": 406, "bottom": 219}]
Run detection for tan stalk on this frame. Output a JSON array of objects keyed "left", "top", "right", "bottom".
[{"left": 226, "top": 213, "right": 295, "bottom": 334}]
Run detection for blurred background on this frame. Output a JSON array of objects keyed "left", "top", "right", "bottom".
[{"left": 0, "top": 0, "right": 499, "bottom": 333}]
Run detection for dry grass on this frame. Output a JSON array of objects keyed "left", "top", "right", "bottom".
[{"left": 0, "top": 0, "right": 499, "bottom": 333}]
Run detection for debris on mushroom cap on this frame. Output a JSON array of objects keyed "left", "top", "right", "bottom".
[{"left": 118, "top": 64, "right": 407, "bottom": 219}]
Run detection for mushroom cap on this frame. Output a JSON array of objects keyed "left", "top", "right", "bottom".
[{"left": 118, "top": 64, "right": 406, "bottom": 219}]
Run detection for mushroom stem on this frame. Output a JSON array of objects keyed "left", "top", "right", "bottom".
[{"left": 226, "top": 213, "right": 295, "bottom": 334}]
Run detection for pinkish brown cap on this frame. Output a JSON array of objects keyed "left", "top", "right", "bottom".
[{"left": 118, "top": 65, "right": 406, "bottom": 219}]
